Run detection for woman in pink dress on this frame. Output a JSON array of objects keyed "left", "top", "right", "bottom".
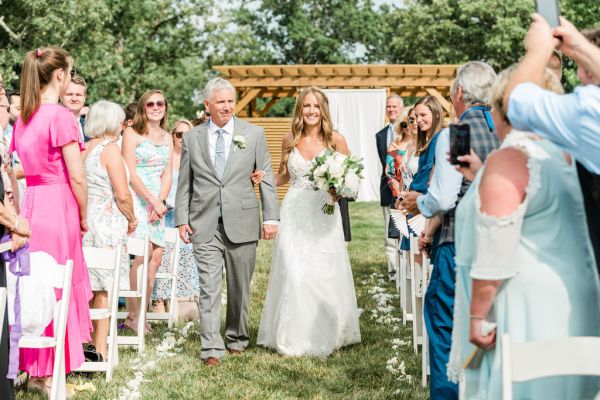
[{"left": 10, "top": 46, "right": 92, "bottom": 395}]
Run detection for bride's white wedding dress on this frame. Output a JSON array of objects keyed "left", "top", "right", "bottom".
[{"left": 257, "top": 147, "right": 361, "bottom": 357}]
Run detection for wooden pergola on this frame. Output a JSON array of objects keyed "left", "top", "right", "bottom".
[{"left": 213, "top": 64, "right": 459, "bottom": 117}]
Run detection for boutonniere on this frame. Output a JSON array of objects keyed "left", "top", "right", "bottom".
[{"left": 233, "top": 135, "right": 246, "bottom": 151}]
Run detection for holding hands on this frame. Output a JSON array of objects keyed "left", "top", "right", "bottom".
[{"left": 9, "top": 215, "right": 31, "bottom": 251}]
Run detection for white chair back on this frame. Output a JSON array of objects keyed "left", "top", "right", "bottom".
[
  {"left": 501, "top": 334, "right": 600, "bottom": 400},
  {"left": 0, "top": 287, "right": 6, "bottom": 342},
  {"left": 117, "top": 236, "right": 150, "bottom": 353},
  {"left": 19, "top": 256, "right": 73, "bottom": 400},
  {"left": 76, "top": 246, "right": 122, "bottom": 381},
  {"left": 409, "top": 235, "right": 423, "bottom": 354},
  {"left": 146, "top": 228, "right": 181, "bottom": 328}
]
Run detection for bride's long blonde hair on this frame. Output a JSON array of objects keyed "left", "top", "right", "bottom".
[{"left": 281, "top": 87, "right": 336, "bottom": 174}]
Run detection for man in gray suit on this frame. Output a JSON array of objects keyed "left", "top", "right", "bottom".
[{"left": 175, "top": 77, "right": 279, "bottom": 366}]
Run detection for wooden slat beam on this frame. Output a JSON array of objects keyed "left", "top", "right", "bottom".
[
  {"left": 235, "top": 88, "right": 263, "bottom": 114},
  {"left": 257, "top": 97, "right": 279, "bottom": 117},
  {"left": 425, "top": 88, "right": 452, "bottom": 114},
  {"left": 227, "top": 76, "right": 454, "bottom": 88}
]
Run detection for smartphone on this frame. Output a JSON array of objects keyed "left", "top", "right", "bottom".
[
  {"left": 449, "top": 123, "right": 471, "bottom": 167},
  {"left": 535, "top": 0, "right": 560, "bottom": 28}
]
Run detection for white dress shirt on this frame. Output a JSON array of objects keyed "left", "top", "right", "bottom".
[
  {"left": 386, "top": 123, "right": 395, "bottom": 146},
  {"left": 208, "top": 117, "right": 235, "bottom": 165},
  {"left": 416, "top": 127, "right": 464, "bottom": 217},
  {"left": 208, "top": 117, "right": 277, "bottom": 226}
]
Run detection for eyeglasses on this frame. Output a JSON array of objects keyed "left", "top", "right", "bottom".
[
  {"left": 70, "top": 68, "right": 76, "bottom": 78},
  {"left": 408, "top": 117, "right": 417, "bottom": 124},
  {"left": 173, "top": 131, "right": 184, "bottom": 138},
  {"left": 146, "top": 101, "right": 166, "bottom": 109}
]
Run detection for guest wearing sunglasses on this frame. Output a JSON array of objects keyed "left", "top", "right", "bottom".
[
  {"left": 151, "top": 119, "right": 200, "bottom": 318},
  {"left": 121, "top": 89, "right": 173, "bottom": 334}
]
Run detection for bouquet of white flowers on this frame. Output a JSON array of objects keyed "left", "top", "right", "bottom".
[{"left": 307, "top": 149, "right": 364, "bottom": 214}]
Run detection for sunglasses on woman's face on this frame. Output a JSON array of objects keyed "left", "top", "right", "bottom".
[
  {"left": 173, "top": 131, "right": 184, "bottom": 139},
  {"left": 146, "top": 101, "right": 166, "bottom": 109},
  {"left": 408, "top": 117, "right": 417, "bottom": 124}
]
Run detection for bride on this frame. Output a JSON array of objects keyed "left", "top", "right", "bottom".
[{"left": 256, "top": 87, "right": 361, "bottom": 357}]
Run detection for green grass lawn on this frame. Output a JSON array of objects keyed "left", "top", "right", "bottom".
[{"left": 17, "top": 202, "right": 429, "bottom": 400}]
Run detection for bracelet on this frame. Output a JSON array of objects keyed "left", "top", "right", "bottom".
[{"left": 470, "top": 315, "right": 486, "bottom": 320}]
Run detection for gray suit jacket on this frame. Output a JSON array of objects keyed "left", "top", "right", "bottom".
[{"left": 174, "top": 118, "right": 279, "bottom": 244}]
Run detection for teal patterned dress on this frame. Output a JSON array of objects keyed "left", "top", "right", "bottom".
[{"left": 132, "top": 136, "right": 170, "bottom": 247}]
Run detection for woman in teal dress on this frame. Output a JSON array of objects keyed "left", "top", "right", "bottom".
[
  {"left": 121, "top": 89, "right": 173, "bottom": 333},
  {"left": 448, "top": 67, "right": 600, "bottom": 399}
]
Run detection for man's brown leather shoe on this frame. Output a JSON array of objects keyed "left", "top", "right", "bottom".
[
  {"left": 227, "top": 348, "right": 243, "bottom": 355},
  {"left": 203, "top": 357, "right": 219, "bottom": 366}
]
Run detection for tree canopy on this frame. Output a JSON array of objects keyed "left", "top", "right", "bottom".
[{"left": 0, "top": 0, "right": 598, "bottom": 119}]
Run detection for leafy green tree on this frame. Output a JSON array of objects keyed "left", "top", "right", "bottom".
[
  {"left": 378, "top": 0, "right": 532, "bottom": 70},
  {"left": 248, "top": 0, "right": 383, "bottom": 64},
  {"left": 0, "top": 0, "right": 212, "bottom": 120}
]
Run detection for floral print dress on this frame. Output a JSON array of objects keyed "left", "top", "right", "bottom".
[
  {"left": 82, "top": 139, "right": 130, "bottom": 290},
  {"left": 132, "top": 136, "right": 170, "bottom": 247},
  {"left": 152, "top": 168, "right": 201, "bottom": 301}
]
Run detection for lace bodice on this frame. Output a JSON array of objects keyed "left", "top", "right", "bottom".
[{"left": 288, "top": 147, "right": 319, "bottom": 191}]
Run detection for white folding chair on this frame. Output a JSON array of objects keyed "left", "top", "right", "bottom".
[
  {"left": 146, "top": 228, "right": 181, "bottom": 328},
  {"left": 74, "top": 246, "right": 122, "bottom": 381},
  {"left": 19, "top": 257, "right": 73, "bottom": 400},
  {"left": 501, "top": 334, "right": 600, "bottom": 400},
  {"left": 395, "top": 249, "right": 402, "bottom": 294},
  {"left": 410, "top": 235, "right": 424, "bottom": 355},
  {"left": 117, "top": 235, "right": 150, "bottom": 353},
  {"left": 0, "top": 287, "right": 6, "bottom": 342},
  {"left": 421, "top": 255, "right": 432, "bottom": 387},
  {"left": 402, "top": 239, "right": 414, "bottom": 325}
]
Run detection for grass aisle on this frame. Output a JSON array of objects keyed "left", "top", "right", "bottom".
[{"left": 18, "top": 202, "right": 429, "bottom": 399}]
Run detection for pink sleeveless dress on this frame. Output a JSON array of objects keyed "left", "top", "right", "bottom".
[{"left": 10, "top": 104, "right": 93, "bottom": 376}]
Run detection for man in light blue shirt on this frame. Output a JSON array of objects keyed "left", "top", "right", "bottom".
[{"left": 505, "top": 14, "right": 600, "bottom": 274}]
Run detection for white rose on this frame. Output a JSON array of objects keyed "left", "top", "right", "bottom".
[
  {"left": 344, "top": 172, "right": 361, "bottom": 197},
  {"left": 338, "top": 185, "right": 353, "bottom": 198},
  {"left": 314, "top": 165, "right": 327, "bottom": 178},
  {"left": 315, "top": 176, "right": 327, "bottom": 191},
  {"left": 328, "top": 163, "right": 344, "bottom": 179}
]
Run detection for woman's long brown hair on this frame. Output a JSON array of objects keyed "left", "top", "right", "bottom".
[
  {"left": 414, "top": 96, "right": 445, "bottom": 156},
  {"left": 20, "top": 46, "right": 72, "bottom": 124},
  {"left": 281, "top": 87, "right": 335, "bottom": 174},
  {"left": 132, "top": 89, "right": 169, "bottom": 135}
]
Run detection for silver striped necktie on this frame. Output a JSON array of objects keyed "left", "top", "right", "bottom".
[{"left": 214, "top": 129, "right": 226, "bottom": 180}]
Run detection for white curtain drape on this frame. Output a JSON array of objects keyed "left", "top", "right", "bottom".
[{"left": 323, "top": 89, "right": 386, "bottom": 202}]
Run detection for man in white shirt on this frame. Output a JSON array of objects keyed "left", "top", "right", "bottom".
[{"left": 375, "top": 94, "right": 403, "bottom": 281}]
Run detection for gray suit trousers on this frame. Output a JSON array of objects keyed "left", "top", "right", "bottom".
[{"left": 193, "top": 222, "right": 257, "bottom": 360}]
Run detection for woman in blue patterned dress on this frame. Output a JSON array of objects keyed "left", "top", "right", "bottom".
[
  {"left": 121, "top": 90, "right": 172, "bottom": 333},
  {"left": 151, "top": 119, "right": 200, "bottom": 317}
]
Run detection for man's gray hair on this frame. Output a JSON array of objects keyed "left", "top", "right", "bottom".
[
  {"left": 85, "top": 100, "right": 125, "bottom": 138},
  {"left": 203, "top": 77, "right": 236, "bottom": 101},
  {"left": 387, "top": 93, "right": 404, "bottom": 107},
  {"left": 450, "top": 61, "right": 498, "bottom": 106}
]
